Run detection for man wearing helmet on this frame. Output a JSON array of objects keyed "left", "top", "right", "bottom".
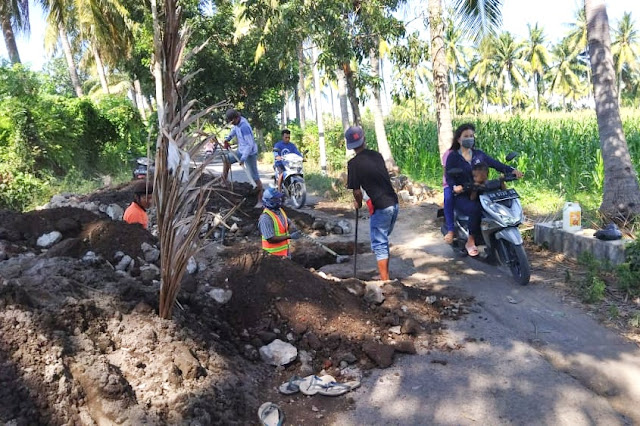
[
  {"left": 222, "top": 108, "right": 264, "bottom": 208},
  {"left": 258, "top": 188, "right": 300, "bottom": 256},
  {"left": 124, "top": 181, "right": 153, "bottom": 229}
]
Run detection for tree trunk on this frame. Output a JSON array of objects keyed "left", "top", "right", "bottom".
[
  {"left": 429, "top": 0, "right": 453, "bottom": 158},
  {"left": 294, "top": 85, "right": 300, "bottom": 125},
  {"left": 585, "top": 0, "right": 640, "bottom": 219},
  {"left": 328, "top": 84, "right": 335, "bottom": 118},
  {"left": 450, "top": 70, "right": 457, "bottom": 117},
  {"left": 297, "top": 44, "right": 306, "bottom": 129},
  {"left": 93, "top": 47, "right": 110, "bottom": 94},
  {"left": 343, "top": 62, "right": 361, "bottom": 126},
  {"left": 312, "top": 45, "right": 327, "bottom": 175},
  {"left": 151, "top": 0, "right": 165, "bottom": 126},
  {"left": 370, "top": 46, "right": 397, "bottom": 172},
  {"left": 255, "top": 128, "right": 266, "bottom": 152},
  {"left": 1, "top": 14, "right": 20, "bottom": 64},
  {"left": 336, "top": 67, "right": 350, "bottom": 131},
  {"left": 534, "top": 72, "right": 540, "bottom": 112},
  {"left": 58, "top": 24, "right": 83, "bottom": 97},
  {"left": 133, "top": 79, "right": 147, "bottom": 122}
]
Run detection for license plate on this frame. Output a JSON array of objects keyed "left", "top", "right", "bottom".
[{"left": 487, "top": 188, "right": 519, "bottom": 202}]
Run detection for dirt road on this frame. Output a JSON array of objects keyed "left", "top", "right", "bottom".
[{"left": 318, "top": 203, "right": 640, "bottom": 425}]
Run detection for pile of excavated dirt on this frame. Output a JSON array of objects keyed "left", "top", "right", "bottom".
[{"left": 0, "top": 181, "right": 471, "bottom": 424}]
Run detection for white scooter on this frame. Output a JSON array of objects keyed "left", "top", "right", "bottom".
[
  {"left": 441, "top": 153, "right": 531, "bottom": 285},
  {"left": 273, "top": 150, "right": 306, "bottom": 208}
]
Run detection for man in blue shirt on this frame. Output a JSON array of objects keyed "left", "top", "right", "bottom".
[
  {"left": 222, "top": 109, "right": 263, "bottom": 208},
  {"left": 273, "top": 129, "right": 302, "bottom": 191}
]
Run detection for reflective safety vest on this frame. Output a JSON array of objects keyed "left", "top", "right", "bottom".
[{"left": 261, "top": 208, "right": 290, "bottom": 256}]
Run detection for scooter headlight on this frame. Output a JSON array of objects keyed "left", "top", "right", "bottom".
[{"left": 287, "top": 159, "right": 303, "bottom": 169}]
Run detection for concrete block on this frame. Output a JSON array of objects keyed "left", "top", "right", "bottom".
[{"left": 534, "top": 222, "right": 631, "bottom": 265}]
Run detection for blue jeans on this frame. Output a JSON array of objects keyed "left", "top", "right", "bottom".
[
  {"left": 226, "top": 150, "right": 260, "bottom": 182},
  {"left": 443, "top": 186, "right": 454, "bottom": 232},
  {"left": 370, "top": 204, "right": 399, "bottom": 261}
]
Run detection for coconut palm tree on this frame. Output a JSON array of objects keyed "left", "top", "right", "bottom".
[
  {"left": 469, "top": 35, "right": 497, "bottom": 114},
  {"left": 611, "top": 12, "right": 640, "bottom": 104},
  {"left": 431, "top": 0, "right": 503, "bottom": 156},
  {"left": 567, "top": 8, "right": 588, "bottom": 57},
  {"left": 585, "top": 0, "right": 640, "bottom": 219},
  {"left": 491, "top": 32, "right": 529, "bottom": 112},
  {"left": 444, "top": 13, "right": 467, "bottom": 117},
  {"left": 0, "top": 0, "right": 29, "bottom": 64},
  {"left": 550, "top": 37, "right": 588, "bottom": 109},
  {"left": 72, "top": 0, "right": 133, "bottom": 94},
  {"left": 41, "top": 0, "right": 84, "bottom": 97},
  {"left": 523, "top": 23, "right": 552, "bottom": 112},
  {"left": 551, "top": 37, "right": 587, "bottom": 109}
]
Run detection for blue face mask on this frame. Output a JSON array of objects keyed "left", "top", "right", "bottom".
[{"left": 461, "top": 137, "right": 475, "bottom": 149}]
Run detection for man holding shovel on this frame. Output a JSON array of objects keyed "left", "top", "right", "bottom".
[
  {"left": 346, "top": 126, "right": 399, "bottom": 281},
  {"left": 222, "top": 109, "right": 264, "bottom": 208}
]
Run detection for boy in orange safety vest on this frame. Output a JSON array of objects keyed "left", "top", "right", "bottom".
[{"left": 258, "top": 188, "right": 300, "bottom": 256}]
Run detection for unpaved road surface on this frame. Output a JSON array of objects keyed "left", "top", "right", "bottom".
[{"left": 321, "top": 203, "right": 640, "bottom": 425}]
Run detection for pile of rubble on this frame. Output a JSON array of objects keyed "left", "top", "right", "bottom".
[{"left": 390, "top": 175, "right": 438, "bottom": 204}]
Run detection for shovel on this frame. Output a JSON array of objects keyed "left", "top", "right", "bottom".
[
  {"left": 299, "top": 233, "right": 350, "bottom": 264},
  {"left": 353, "top": 207, "right": 359, "bottom": 278}
]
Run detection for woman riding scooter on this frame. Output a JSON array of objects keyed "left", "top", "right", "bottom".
[{"left": 444, "top": 123, "right": 523, "bottom": 257}]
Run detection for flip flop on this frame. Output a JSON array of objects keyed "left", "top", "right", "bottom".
[
  {"left": 278, "top": 375, "right": 303, "bottom": 395},
  {"left": 317, "top": 380, "right": 361, "bottom": 396},
  {"left": 443, "top": 232, "right": 454, "bottom": 244},
  {"left": 258, "top": 402, "right": 284, "bottom": 426},
  {"left": 465, "top": 243, "right": 479, "bottom": 257},
  {"left": 299, "top": 374, "right": 336, "bottom": 396}
]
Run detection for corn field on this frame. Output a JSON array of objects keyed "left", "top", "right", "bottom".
[{"left": 386, "top": 112, "right": 640, "bottom": 199}]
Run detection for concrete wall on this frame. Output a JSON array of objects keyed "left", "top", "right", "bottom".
[{"left": 534, "top": 223, "right": 631, "bottom": 265}]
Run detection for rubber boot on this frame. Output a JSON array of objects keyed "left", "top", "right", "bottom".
[{"left": 377, "top": 258, "right": 390, "bottom": 281}]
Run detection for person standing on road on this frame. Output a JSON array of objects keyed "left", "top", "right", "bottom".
[
  {"left": 346, "top": 126, "right": 399, "bottom": 281},
  {"left": 222, "top": 109, "right": 264, "bottom": 208},
  {"left": 273, "top": 129, "right": 303, "bottom": 191},
  {"left": 124, "top": 180, "right": 153, "bottom": 229},
  {"left": 258, "top": 188, "right": 300, "bottom": 256}
]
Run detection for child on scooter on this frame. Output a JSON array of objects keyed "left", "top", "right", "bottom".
[{"left": 470, "top": 162, "right": 506, "bottom": 200}]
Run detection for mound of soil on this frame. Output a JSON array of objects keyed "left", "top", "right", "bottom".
[
  {"left": 0, "top": 256, "right": 260, "bottom": 425},
  {"left": 0, "top": 207, "right": 156, "bottom": 263},
  {"left": 213, "top": 248, "right": 468, "bottom": 373}
]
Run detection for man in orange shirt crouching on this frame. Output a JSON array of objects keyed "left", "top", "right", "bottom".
[{"left": 124, "top": 180, "right": 153, "bottom": 229}]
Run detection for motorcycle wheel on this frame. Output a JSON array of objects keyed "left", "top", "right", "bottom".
[
  {"left": 504, "top": 241, "right": 531, "bottom": 285},
  {"left": 288, "top": 179, "right": 306, "bottom": 209}
]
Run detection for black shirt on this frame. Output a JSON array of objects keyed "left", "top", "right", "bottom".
[{"left": 347, "top": 149, "right": 399, "bottom": 210}]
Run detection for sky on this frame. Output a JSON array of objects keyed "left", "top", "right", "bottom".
[{"left": 2, "top": 0, "right": 640, "bottom": 71}]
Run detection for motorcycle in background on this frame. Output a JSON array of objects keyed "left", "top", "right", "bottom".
[
  {"left": 133, "top": 157, "right": 154, "bottom": 180},
  {"left": 440, "top": 152, "right": 531, "bottom": 285},
  {"left": 273, "top": 148, "right": 307, "bottom": 209}
]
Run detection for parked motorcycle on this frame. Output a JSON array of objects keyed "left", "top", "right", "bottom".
[
  {"left": 273, "top": 149, "right": 306, "bottom": 209},
  {"left": 440, "top": 153, "right": 531, "bottom": 285},
  {"left": 133, "top": 157, "right": 154, "bottom": 180}
]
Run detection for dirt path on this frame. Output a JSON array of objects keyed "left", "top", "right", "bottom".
[{"left": 315, "top": 202, "right": 640, "bottom": 425}]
